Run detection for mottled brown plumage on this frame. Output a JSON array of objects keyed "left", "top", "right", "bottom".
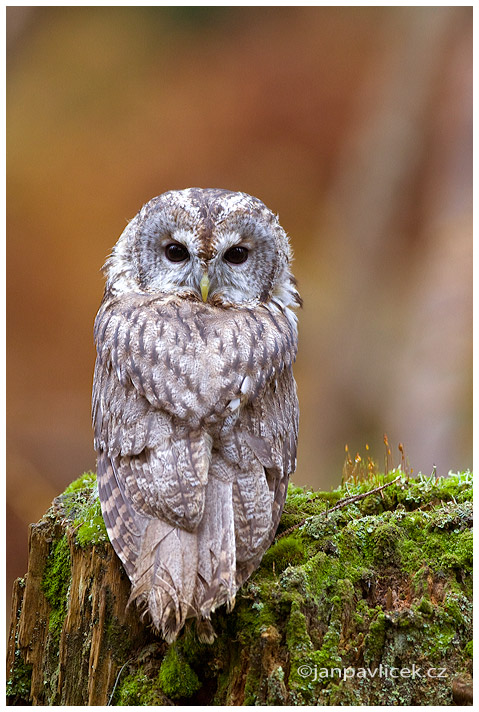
[{"left": 92, "top": 188, "right": 300, "bottom": 642}]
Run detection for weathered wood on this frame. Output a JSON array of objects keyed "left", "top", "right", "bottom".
[
  {"left": 7, "top": 471, "right": 473, "bottom": 705},
  {"left": 7, "top": 476, "right": 157, "bottom": 705}
]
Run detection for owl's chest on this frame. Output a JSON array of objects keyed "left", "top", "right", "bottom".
[{"left": 97, "top": 295, "right": 294, "bottom": 430}]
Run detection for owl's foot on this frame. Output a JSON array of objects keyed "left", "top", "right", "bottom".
[{"left": 195, "top": 617, "right": 216, "bottom": 644}]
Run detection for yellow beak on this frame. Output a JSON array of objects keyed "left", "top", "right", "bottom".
[{"left": 200, "top": 273, "right": 210, "bottom": 302}]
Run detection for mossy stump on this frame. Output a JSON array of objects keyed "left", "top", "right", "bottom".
[{"left": 7, "top": 471, "right": 473, "bottom": 706}]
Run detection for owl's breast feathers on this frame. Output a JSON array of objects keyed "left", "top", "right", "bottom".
[{"left": 93, "top": 293, "right": 297, "bottom": 429}]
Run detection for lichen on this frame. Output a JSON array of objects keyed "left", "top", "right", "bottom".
[{"left": 266, "top": 665, "right": 288, "bottom": 704}]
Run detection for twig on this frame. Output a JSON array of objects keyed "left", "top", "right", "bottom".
[
  {"left": 325, "top": 475, "right": 402, "bottom": 514},
  {"left": 276, "top": 475, "right": 402, "bottom": 540},
  {"left": 108, "top": 657, "right": 134, "bottom": 705}
]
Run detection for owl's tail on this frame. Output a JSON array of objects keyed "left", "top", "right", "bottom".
[
  {"left": 129, "top": 476, "right": 237, "bottom": 643},
  {"left": 193, "top": 476, "right": 237, "bottom": 619},
  {"left": 129, "top": 521, "right": 198, "bottom": 643}
]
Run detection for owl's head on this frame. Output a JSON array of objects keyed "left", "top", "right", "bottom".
[{"left": 103, "top": 188, "right": 301, "bottom": 313}]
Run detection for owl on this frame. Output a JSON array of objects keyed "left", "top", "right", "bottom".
[{"left": 92, "top": 188, "right": 301, "bottom": 643}]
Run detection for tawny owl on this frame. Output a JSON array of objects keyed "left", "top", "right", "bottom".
[{"left": 92, "top": 188, "right": 301, "bottom": 643}]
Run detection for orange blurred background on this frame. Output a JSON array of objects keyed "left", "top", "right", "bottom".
[{"left": 7, "top": 7, "right": 472, "bottom": 600}]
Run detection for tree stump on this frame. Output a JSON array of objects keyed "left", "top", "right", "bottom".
[{"left": 7, "top": 471, "right": 473, "bottom": 705}]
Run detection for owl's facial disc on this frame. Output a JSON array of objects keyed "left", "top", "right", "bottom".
[{"left": 110, "top": 189, "right": 299, "bottom": 310}]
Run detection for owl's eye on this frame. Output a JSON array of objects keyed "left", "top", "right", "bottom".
[
  {"left": 223, "top": 246, "right": 249, "bottom": 265},
  {"left": 165, "top": 243, "right": 189, "bottom": 263}
]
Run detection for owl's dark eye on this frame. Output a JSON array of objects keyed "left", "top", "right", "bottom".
[
  {"left": 165, "top": 243, "right": 189, "bottom": 263},
  {"left": 223, "top": 246, "right": 249, "bottom": 265}
]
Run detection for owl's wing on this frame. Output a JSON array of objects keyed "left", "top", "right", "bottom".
[
  {"left": 93, "top": 347, "right": 211, "bottom": 531},
  {"left": 93, "top": 354, "right": 211, "bottom": 639},
  {"left": 229, "top": 364, "right": 299, "bottom": 587},
  {"left": 93, "top": 294, "right": 297, "bottom": 428}
]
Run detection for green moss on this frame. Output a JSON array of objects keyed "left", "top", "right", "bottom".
[
  {"left": 393, "top": 470, "right": 471, "bottom": 506},
  {"left": 438, "top": 529, "right": 473, "bottom": 572},
  {"left": 59, "top": 471, "right": 108, "bottom": 547},
  {"left": 464, "top": 640, "right": 473, "bottom": 658},
  {"left": 303, "top": 509, "right": 347, "bottom": 540},
  {"left": 113, "top": 634, "right": 206, "bottom": 705},
  {"left": 75, "top": 497, "right": 108, "bottom": 547},
  {"left": 442, "top": 592, "right": 469, "bottom": 627},
  {"left": 6, "top": 649, "right": 32, "bottom": 702},
  {"left": 286, "top": 598, "right": 315, "bottom": 698},
  {"left": 336, "top": 577, "right": 355, "bottom": 602},
  {"left": 429, "top": 501, "right": 473, "bottom": 531},
  {"left": 278, "top": 483, "right": 339, "bottom": 533},
  {"left": 233, "top": 577, "right": 282, "bottom": 645},
  {"left": 242, "top": 655, "right": 261, "bottom": 706},
  {"left": 284, "top": 482, "right": 333, "bottom": 513},
  {"left": 261, "top": 534, "right": 306, "bottom": 572},
  {"left": 157, "top": 644, "right": 201, "bottom": 699},
  {"left": 394, "top": 503, "right": 473, "bottom": 582},
  {"left": 115, "top": 667, "right": 167, "bottom": 706},
  {"left": 63, "top": 470, "right": 98, "bottom": 494},
  {"left": 312, "top": 620, "right": 343, "bottom": 671},
  {"left": 286, "top": 598, "right": 313, "bottom": 654},
  {"left": 417, "top": 597, "right": 433, "bottom": 615},
  {"left": 41, "top": 535, "right": 71, "bottom": 641},
  {"left": 363, "top": 611, "right": 387, "bottom": 663},
  {"left": 371, "top": 517, "right": 402, "bottom": 565}
]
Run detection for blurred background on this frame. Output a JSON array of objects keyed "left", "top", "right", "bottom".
[{"left": 7, "top": 6, "right": 472, "bottom": 601}]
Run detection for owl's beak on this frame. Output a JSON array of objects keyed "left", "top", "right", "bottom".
[{"left": 200, "top": 273, "right": 210, "bottom": 302}]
